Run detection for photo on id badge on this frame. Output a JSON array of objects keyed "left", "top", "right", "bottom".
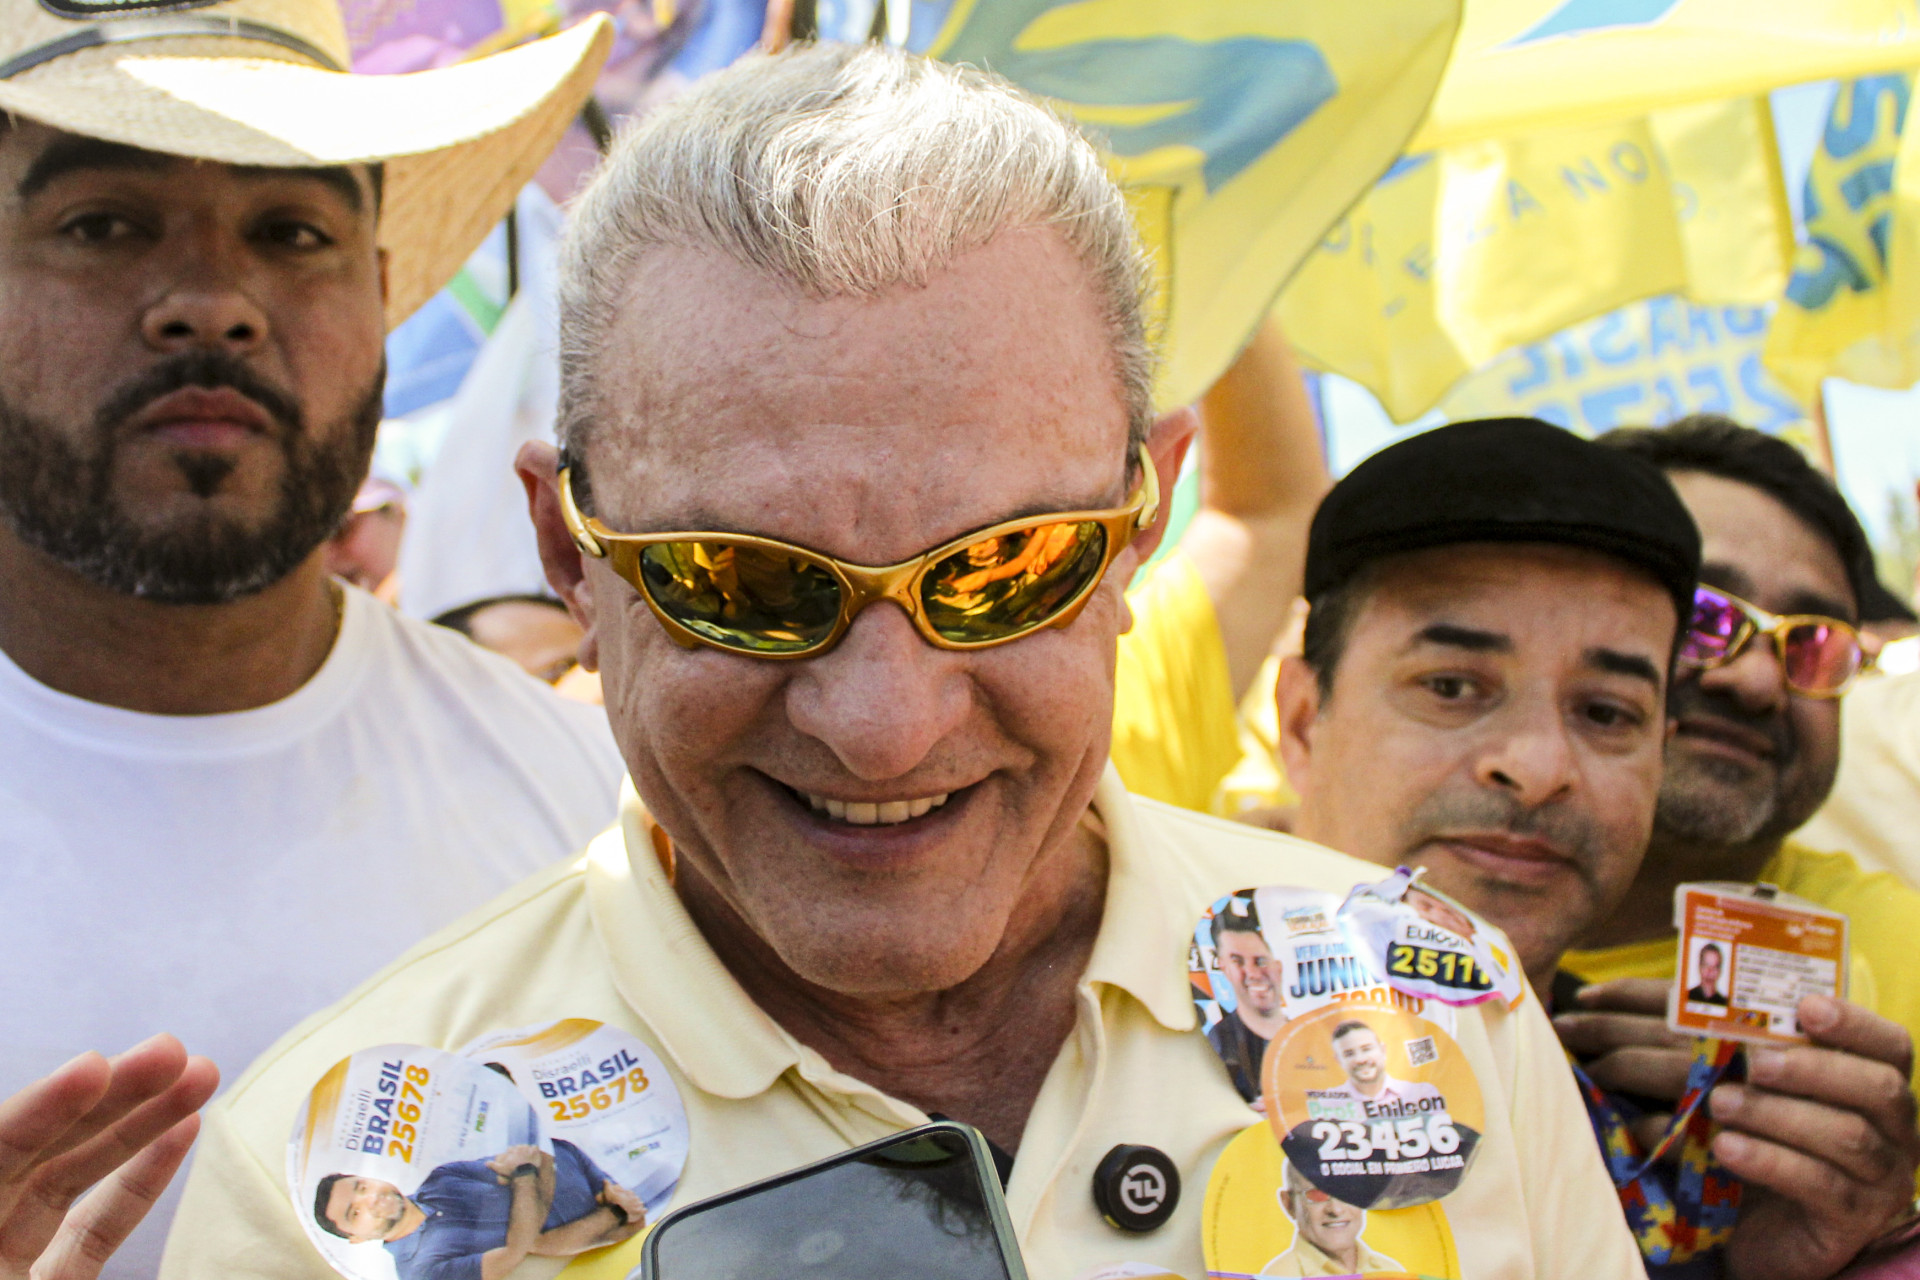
[
  {"left": 1685, "top": 939, "right": 1732, "bottom": 1011},
  {"left": 287, "top": 1019, "right": 688, "bottom": 1280}
]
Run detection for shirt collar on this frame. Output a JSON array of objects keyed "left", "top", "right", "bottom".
[
  {"left": 586, "top": 779, "right": 805, "bottom": 1101},
  {"left": 1080, "top": 766, "right": 1203, "bottom": 1034},
  {"left": 587, "top": 766, "right": 1196, "bottom": 1102}
]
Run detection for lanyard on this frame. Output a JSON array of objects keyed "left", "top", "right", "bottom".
[{"left": 1573, "top": 1039, "right": 1744, "bottom": 1266}]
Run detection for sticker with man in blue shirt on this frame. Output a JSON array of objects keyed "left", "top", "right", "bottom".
[{"left": 288, "top": 1020, "right": 688, "bottom": 1280}]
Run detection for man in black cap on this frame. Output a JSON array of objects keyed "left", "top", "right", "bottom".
[{"left": 1275, "top": 418, "right": 1918, "bottom": 1280}]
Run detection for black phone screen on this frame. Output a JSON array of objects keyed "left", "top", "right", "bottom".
[{"left": 646, "top": 1128, "right": 1018, "bottom": 1280}]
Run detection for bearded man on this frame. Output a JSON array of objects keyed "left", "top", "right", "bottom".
[{"left": 0, "top": 0, "right": 618, "bottom": 1270}]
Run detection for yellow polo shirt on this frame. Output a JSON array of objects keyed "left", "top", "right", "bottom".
[
  {"left": 1563, "top": 842, "right": 1920, "bottom": 1097},
  {"left": 163, "top": 771, "right": 1643, "bottom": 1280},
  {"left": 1111, "top": 554, "right": 1242, "bottom": 814},
  {"left": 1798, "top": 669, "right": 1920, "bottom": 888},
  {"left": 1111, "top": 555, "right": 1299, "bottom": 818}
]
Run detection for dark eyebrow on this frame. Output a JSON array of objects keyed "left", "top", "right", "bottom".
[
  {"left": 1782, "top": 590, "right": 1856, "bottom": 624},
  {"left": 1699, "top": 564, "right": 1755, "bottom": 602},
  {"left": 1412, "top": 624, "right": 1511, "bottom": 654},
  {"left": 1705, "top": 564, "right": 1855, "bottom": 625},
  {"left": 19, "top": 136, "right": 367, "bottom": 212},
  {"left": 1586, "top": 647, "right": 1663, "bottom": 688},
  {"left": 19, "top": 137, "right": 168, "bottom": 199}
]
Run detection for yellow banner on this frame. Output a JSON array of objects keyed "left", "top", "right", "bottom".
[
  {"left": 921, "top": 0, "right": 1463, "bottom": 409},
  {"left": 1414, "top": 0, "right": 1920, "bottom": 152},
  {"left": 1280, "top": 97, "right": 1790, "bottom": 420}
]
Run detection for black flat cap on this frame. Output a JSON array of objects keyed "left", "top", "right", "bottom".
[{"left": 1305, "top": 417, "right": 1701, "bottom": 622}]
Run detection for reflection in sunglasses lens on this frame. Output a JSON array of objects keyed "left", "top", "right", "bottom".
[
  {"left": 641, "top": 541, "right": 844, "bottom": 653},
  {"left": 1783, "top": 620, "right": 1860, "bottom": 693},
  {"left": 921, "top": 521, "right": 1108, "bottom": 642},
  {"left": 1682, "top": 590, "right": 1744, "bottom": 665}
]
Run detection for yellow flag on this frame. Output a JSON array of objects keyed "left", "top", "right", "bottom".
[
  {"left": 1765, "top": 75, "right": 1917, "bottom": 401},
  {"left": 1415, "top": 0, "right": 1920, "bottom": 152},
  {"left": 918, "top": 0, "right": 1463, "bottom": 410},
  {"left": 1280, "top": 97, "right": 1791, "bottom": 420}
]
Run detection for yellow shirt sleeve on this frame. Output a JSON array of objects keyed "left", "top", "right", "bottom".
[{"left": 1110, "top": 553, "right": 1242, "bottom": 814}]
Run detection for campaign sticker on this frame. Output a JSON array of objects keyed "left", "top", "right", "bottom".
[
  {"left": 1203, "top": 1120, "right": 1461, "bottom": 1279},
  {"left": 1191, "top": 886, "right": 1458, "bottom": 1108},
  {"left": 1670, "top": 882, "right": 1848, "bottom": 1045},
  {"left": 1261, "top": 1004, "right": 1484, "bottom": 1211},
  {"left": 457, "top": 1020, "right": 687, "bottom": 1217},
  {"left": 1340, "top": 868, "right": 1524, "bottom": 1010},
  {"left": 288, "top": 1038, "right": 660, "bottom": 1280}
]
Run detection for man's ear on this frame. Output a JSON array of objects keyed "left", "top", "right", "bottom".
[
  {"left": 516, "top": 440, "right": 601, "bottom": 673},
  {"left": 1275, "top": 654, "right": 1322, "bottom": 800},
  {"left": 1124, "top": 404, "right": 1200, "bottom": 568}
]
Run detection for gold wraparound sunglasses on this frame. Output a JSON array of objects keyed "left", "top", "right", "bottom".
[{"left": 559, "top": 446, "right": 1159, "bottom": 659}]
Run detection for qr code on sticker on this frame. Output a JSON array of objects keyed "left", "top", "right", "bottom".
[{"left": 1404, "top": 1036, "right": 1437, "bottom": 1067}]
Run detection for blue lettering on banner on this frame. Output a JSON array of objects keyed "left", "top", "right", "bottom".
[
  {"left": 1508, "top": 181, "right": 1545, "bottom": 219},
  {"left": 1562, "top": 157, "right": 1610, "bottom": 198},
  {"left": 1825, "top": 77, "right": 1910, "bottom": 162},
  {"left": 1785, "top": 75, "right": 1911, "bottom": 311},
  {"left": 1508, "top": 346, "right": 1551, "bottom": 396},
  {"left": 1646, "top": 300, "right": 1686, "bottom": 358},
  {"left": 1579, "top": 384, "right": 1645, "bottom": 430},
  {"left": 1439, "top": 298, "right": 1801, "bottom": 436},
  {"left": 1590, "top": 314, "right": 1638, "bottom": 365}
]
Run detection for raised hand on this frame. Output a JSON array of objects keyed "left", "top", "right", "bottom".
[
  {"left": 0, "top": 1035, "right": 218, "bottom": 1280},
  {"left": 1714, "top": 995, "right": 1918, "bottom": 1280}
]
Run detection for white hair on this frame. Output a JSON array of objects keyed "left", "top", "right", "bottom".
[{"left": 556, "top": 41, "right": 1154, "bottom": 473}]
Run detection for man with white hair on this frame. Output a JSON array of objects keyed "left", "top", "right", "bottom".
[{"left": 165, "top": 44, "right": 1645, "bottom": 1279}]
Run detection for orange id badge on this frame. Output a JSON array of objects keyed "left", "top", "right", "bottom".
[{"left": 1668, "top": 881, "right": 1848, "bottom": 1045}]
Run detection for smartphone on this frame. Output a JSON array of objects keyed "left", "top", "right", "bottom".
[{"left": 639, "top": 1121, "right": 1028, "bottom": 1280}]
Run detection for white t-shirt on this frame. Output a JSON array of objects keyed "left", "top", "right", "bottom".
[{"left": 0, "top": 586, "right": 624, "bottom": 1277}]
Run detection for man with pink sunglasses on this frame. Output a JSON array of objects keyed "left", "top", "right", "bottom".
[{"left": 1557, "top": 414, "right": 1920, "bottom": 1153}]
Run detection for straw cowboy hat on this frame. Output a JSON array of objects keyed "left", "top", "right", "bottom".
[{"left": 0, "top": 0, "right": 614, "bottom": 327}]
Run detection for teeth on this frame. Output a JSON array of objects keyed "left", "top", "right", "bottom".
[{"left": 805, "top": 791, "right": 951, "bottom": 825}]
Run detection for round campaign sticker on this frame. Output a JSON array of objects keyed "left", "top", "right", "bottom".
[
  {"left": 1339, "top": 869, "right": 1523, "bottom": 1010},
  {"left": 1261, "top": 1004, "right": 1484, "bottom": 1211},
  {"left": 287, "top": 1027, "right": 679, "bottom": 1280},
  {"left": 456, "top": 1019, "right": 688, "bottom": 1216},
  {"left": 1203, "top": 1121, "right": 1461, "bottom": 1280}
]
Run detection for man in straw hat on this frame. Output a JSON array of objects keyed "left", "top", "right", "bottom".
[
  {"left": 0, "top": 0, "right": 616, "bottom": 1270},
  {"left": 168, "top": 44, "right": 1643, "bottom": 1280}
]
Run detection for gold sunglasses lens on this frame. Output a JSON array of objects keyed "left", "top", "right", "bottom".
[
  {"left": 921, "top": 520, "right": 1109, "bottom": 643},
  {"left": 639, "top": 540, "right": 844, "bottom": 654}
]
